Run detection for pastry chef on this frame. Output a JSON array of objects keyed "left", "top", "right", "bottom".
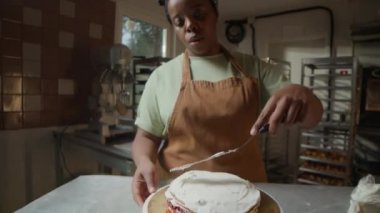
[{"left": 131, "top": 0, "right": 323, "bottom": 206}]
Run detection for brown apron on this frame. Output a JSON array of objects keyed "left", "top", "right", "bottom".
[{"left": 158, "top": 48, "right": 267, "bottom": 183}]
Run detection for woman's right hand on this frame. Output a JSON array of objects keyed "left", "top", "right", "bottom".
[{"left": 132, "top": 157, "right": 159, "bottom": 207}]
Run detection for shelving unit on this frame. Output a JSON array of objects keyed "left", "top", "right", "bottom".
[
  {"left": 131, "top": 57, "right": 171, "bottom": 119},
  {"left": 298, "top": 57, "right": 354, "bottom": 186}
]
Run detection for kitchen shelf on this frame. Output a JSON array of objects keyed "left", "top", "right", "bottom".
[
  {"left": 319, "top": 98, "right": 352, "bottom": 102},
  {"left": 301, "top": 135, "right": 349, "bottom": 143},
  {"left": 309, "top": 86, "right": 352, "bottom": 90},
  {"left": 303, "top": 74, "right": 352, "bottom": 78},
  {"left": 131, "top": 56, "right": 171, "bottom": 119},
  {"left": 302, "top": 57, "right": 353, "bottom": 66},
  {"left": 299, "top": 167, "right": 347, "bottom": 179},
  {"left": 297, "top": 177, "right": 345, "bottom": 186},
  {"left": 299, "top": 56, "right": 354, "bottom": 186},
  {"left": 302, "top": 132, "right": 348, "bottom": 139},
  {"left": 302, "top": 140, "right": 348, "bottom": 149},
  {"left": 300, "top": 144, "right": 348, "bottom": 154},
  {"left": 301, "top": 136, "right": 349, "bottom": 143},
  {"left": 322, "top": 110, "right": 352, "bottom": 115},
  {"left": 304, "top": 64, "right": 353, "bottom": 70},
  {"left": 313, "top": 122, "right": 351, "bottom": 129},
  {"left": 298, "top": 170, "right": 346, "bottom": 186},
  {"left": 299, "top": 156, "right": 348, "bottom": 167}
]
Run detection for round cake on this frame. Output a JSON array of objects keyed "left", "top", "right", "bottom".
[{"left": 164, "top": 170, "right": 261, "bottom": 213}]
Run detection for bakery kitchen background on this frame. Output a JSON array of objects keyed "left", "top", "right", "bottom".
[{"left": 1, "top": 0, "right": 380, "bottom": 212}]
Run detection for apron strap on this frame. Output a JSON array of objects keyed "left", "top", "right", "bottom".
[
  {"left": 182, "top": 50, "right": 192, "bottom": 82},
  {"left": 182, "top": 46, "right": 249, "bottom": 82}
]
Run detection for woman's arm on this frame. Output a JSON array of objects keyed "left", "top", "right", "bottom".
[
  {"left": 131, "top": 128, "right": 162, "bottom": 207},
  {"left": 132, "top": 128, "right": 161, "bottom": 166}
]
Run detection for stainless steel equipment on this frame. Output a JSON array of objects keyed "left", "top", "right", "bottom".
[
  {"left": 298, "top": 57, "right": 354, "bottom": 186},
  {"left": 90, "top": 44, "right": 135, "bottom": 143}
]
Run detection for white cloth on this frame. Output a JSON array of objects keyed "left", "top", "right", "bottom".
[{"left": 348, "top": 175, "right": 380, "bottom": 213}]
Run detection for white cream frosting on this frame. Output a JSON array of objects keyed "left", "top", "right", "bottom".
[{"left": 165, "top": 170, "right": 260, "bottom": 213}]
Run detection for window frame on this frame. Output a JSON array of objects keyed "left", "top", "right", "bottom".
[{"left": 114, "top": 1, "right": 181, "bottom": 57}]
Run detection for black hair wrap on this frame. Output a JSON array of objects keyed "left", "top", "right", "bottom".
[
  {"left": 158, "top": 0, "right": 216, "bottom": 6},
  {"left": 159, "top": 0, "right": 218, "bottom": 23}
]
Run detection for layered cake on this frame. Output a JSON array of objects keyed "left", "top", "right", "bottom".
[{"left": 164, "top": 170, "right": 261, "bottom": 213}]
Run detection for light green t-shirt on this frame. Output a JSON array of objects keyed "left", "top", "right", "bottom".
[{"left": 135, "top": 52, "right": 289, "bottom": 137}]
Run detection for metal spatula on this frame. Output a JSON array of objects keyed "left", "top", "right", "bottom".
[{"left": 169, "top": 124, "right": 269, "bottom": 173}]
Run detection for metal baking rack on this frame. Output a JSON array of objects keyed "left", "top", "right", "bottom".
[
  {"left": 298, "top": 57, "right": 354, "bottom": 186},
  {"left": 131, "top": 56, "right": 171, "bottom": 119}
]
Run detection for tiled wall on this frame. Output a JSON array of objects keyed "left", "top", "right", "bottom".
[{"left": 0, "top": 0, "right": 115, "bottom": 130}]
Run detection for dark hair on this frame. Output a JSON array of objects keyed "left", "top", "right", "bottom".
[{"left": 163, "top": 0, "right": 218, "bottom": 24}]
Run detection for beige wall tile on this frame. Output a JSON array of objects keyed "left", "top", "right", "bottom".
[
  {"left": 89, "top": 23, "right": 103, "bottom": 39},
  {"left": 41, "top": 0, "right": 59, "bottom": 13},
  {"left": 59, "top": 16, "right": 75, "bottom": 32},
  {"left": 23, "top": 8, "right": 42, "bottom": 27},
  {"left": 23, "top": 78, "right": 41, "bottom": 94},
  {"left": 22, "top": 43, "right": 41, "bottom": 61},
  {"left": 3, "top": 95, "right": 22, "bottom": 112},
  {"left": 60, "top": 0, "right": 76, "bottom": 18},
  {"left": 42, "top": 11, "right": 59, "bottom": 30},
  {"left": 2, "top": 39, "right": 22, "bottom": 57},
  {"left": 3, "top": 112, "right": 23, "bottom": 129},
  {"left": 3, "top": 77, "right": 22, "bottom": 94},
  {"left": 58, "top": 78, "right": 75, "bottom": 95},
  {"left": 2, "top": 57, "right": 22, "bottom": 77},
  {"left": 23, "top": 95, "right": 42, "bottom": 111},
  {"left": 22, "top": 25, "right": 42, "bottom": 44},
  {"left": 41, "top": 79, "right": 58, "bottom": 95},
  {"left": 2, "top": 4, "right": 22, "bottom": 22},
  {"left": 23, "top": 112, "right": 41, "bottom": 128},
  {"left": 1, "top": 20, "right": 22, "bottom": 39},
  {"left": 43, "top": 95, "right": 59, "bottom": 111},
  {"left": 42, "top": 28, "right": 58, "bottom": 48},
  {"left": 23, "top": 60, "right": 41, "bottom": 77},
  {"left": 40, "top": 111, "right": 59, "bottom": 126},
  {"left": 59, "top": 31, "right": 74, "bottom": 48}
]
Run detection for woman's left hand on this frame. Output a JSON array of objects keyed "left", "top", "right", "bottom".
[{"left": 250, "top": 84, "right": 323, "bottom": 135}]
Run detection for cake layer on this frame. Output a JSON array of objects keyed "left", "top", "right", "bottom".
[{"left": 165, "top": 170, "right": 260, "bottom": 213}]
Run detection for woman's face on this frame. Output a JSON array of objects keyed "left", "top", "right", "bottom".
[{"left": 167, "top": 0, "right": 220, "bottom": 56}]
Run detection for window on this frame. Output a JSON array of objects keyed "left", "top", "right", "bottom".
[{"left": 122, "top": 16, "right": 167, "bottom": 57}]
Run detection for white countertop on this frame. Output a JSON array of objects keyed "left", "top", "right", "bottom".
[
  {"left": 16, "top": 175, "right": 140, "bottom": 213},
  {"left": 16, "top": 175, "right": 354, "bottom": 213}
]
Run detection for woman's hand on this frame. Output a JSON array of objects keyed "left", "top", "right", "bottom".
[
  {"left": 132, "top": 157, "right": 158, "bottom": 207},
  {"left": 250, "top": 84, "right": 323, "bottom": 135},
  {"left": 131, "top": 128, "right": 162, "bottom": 206}
]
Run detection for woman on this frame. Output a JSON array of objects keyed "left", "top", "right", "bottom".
[{"left": 132, "top": 0, "right": 323, "bottom": 206}]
